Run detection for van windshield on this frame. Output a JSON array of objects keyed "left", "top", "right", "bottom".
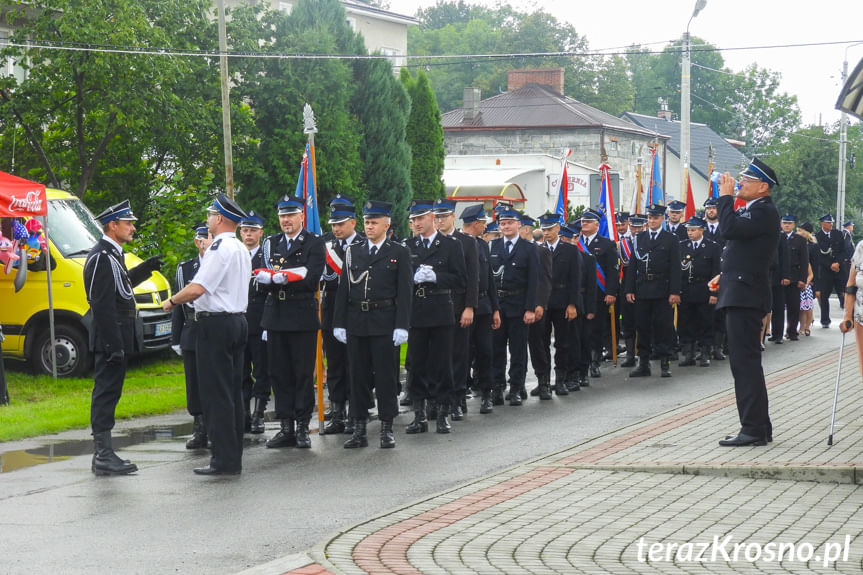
[{"left": 47, "top": 199, "right": 102, "bottom": 258}]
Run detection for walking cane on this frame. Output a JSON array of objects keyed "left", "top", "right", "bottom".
[{"left": 827, "top": 321, "right": 851, "bottom": 446}]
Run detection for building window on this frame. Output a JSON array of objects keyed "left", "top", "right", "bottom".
[
  {"left": 0, "top": 29, "right": 27, "bottom": 84},
  {"left": 346, "top": 17, "right": 356, "bottom": 30},
  {"left": 607, "top": 140, "right": 618, "bottom": 152},
  {"left": 380, "top": 47, "right": 403, "bottom": 68},
  {"left": 278, "top": 2, "right": 292, "bottom": 14}
]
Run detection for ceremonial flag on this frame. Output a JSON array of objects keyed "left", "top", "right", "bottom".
[
  {"left": 294, "top": 143, "right": 321, "bottom": 234},
  {"left": 555, "top": 149, "right": 572, "bottom": 223},
  {"left": 684, "top": 173, "right": 696, "bottom": 220},
  {"left": 648, "top": 147, "right": 664, "bottom": 205},
  {"left": 597, "top": 163, "right": 618, "bottom": 242}
]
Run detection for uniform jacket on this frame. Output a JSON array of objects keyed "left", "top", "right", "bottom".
[
  {"left": 474, "top": 236, "right": 500, "bottom": 316},
  {"left": 246, "top": 247, "right": 267, "bottom": 335},
  {"left": 450, "top": 230, "right": 480, "bottom": 315},
  {"left": 333, "top": 239, "right": 412, "bottom": 337},
  {"left": 715, "top": 195, "right": 781, "bottom": 313},
  {"left": 83, "top": 238, "right": 151, "bottom": 354},
  {"left": 768, "top": 232, "right": 790, "bottom": 287},
  {"left": 260, "top": 230, "right": 326, "bottom": 332},
  {"left": 624, "top": 229, "right": 682, "bottom": 299},
  {"left": 171, "top": 256, "right": 200, "bottom": 350},
  {"left": 666, "top": 223, "right": 689, "bottom": 242},
  {"left": 703, "top": 222, "right": 724, "bottom": 249},
  {"left": 546, "top": 241, "right": 582, "bottom": 311},
  {"left": 785, "top": 232, "right": 809, "bottom": 285},
  {"left": 489, "top": 236, "right": 539, "bottom": 318},
  {"left": 679, "top": 238, "right": 721, "bottom": 303},
  {"left": 536, "top": 243, "right": 552, "bottom": 309},
  {"left": 577, "top": 248, "right": 597, "bottom": 316},
  {"left": 407, "top": 233, "right": 466, "bottom": 328},
  {"left": 320, "top": 231, "right": 365, "bottom": 329},
  {"left": 815, "top": 228, "right": 847, "bottom": 268},
  {"left": 582, "top": 234, "right": 619, "bottom": 299}
]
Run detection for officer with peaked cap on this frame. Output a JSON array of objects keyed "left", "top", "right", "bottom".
[
  {"left": 320, "top": 195, "right": 365, "bottom": 435},
  {"left": 713, "top": 157, "right": 780, "bottom": 447},
  {"left": 665, "top": 200, "right": 688, "bottom": 241},
  {"left": 618, "top": 215, "right": 637, "bottom": 368},
  {"left": 778, "top": 214, "right": 809, "bottom": 341},
  {"left": 333, "top": 201, "right": 411, "bottom": 448},
  {"left": 625, "top": 203, "right": 681, "bottom": 378},
  {"left": 257, "top": 196, "right": 326, "bottom": 451},
  {"left": 616, "top": 211, "right": 631, "bottom": 240},
  {"left": 567, "top": 219, "right": 596, "bottom": 390},
  {"left": 677, "top": 216, "right": 721, "bottom": 367},
  {"left": 433, "top": 198, "right": 478, "bottom": 420},
  {"left": 171, "top": 222, "right": 212, "bottom": 449},
  {"left": 404, "top": 199, "right": 467, "bottom": 434},
  {"left": 703, "top": 198, "right": 722, "bottom": 245},
  {"left": 459, "top": 204, "right": 500, "bottom": 413},
  {"left": 163, "top": 194, "right": 251, "bottom": 474},
  {"left": 238, "top": 210, "right": 270, "bottom": 434},
  {"left": 525, "top": 213, "right": 552, "bottom": 400},
  {"left": 84, "top": 200, "right": 163, "bottom": 475},
  {"left": 815, "top": 213, "right": 849, "bottom": 328}
]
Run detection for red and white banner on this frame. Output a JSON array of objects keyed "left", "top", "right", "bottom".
[{"left": 0, "top": 171, "right": 47, "bottom": 217}]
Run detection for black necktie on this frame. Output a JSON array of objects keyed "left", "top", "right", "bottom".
[
  {"left": 506, "top": 240, "right": 513, "bottom": 254},
  {"left": 340, "top": 240, "right": 346, "bottom": 250},
  {"left": 423, "top": 238, "right": 430, "bottom": 249},
  {"left": 287, "top": 238, "right": 292, "bottom": 251},
  {"left": 370, "top": 246, "right": 378, "bottom": 257},
  {"left": 651, "top": 232, "right": 657, "bottom": 241},
  {"left": 692, "top": 241, "right": 696, "bottom": 250}
]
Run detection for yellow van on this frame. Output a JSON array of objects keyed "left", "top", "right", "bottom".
[{"left": 0, "top": 189, "right": 173, "bottom": 376}]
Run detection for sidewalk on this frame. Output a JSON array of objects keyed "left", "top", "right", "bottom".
[{"left": 252, "top": 342, "right": 863, "bottom": 575}]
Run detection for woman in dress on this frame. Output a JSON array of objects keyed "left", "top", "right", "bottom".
[
  {"left": 796, "top": 222, "right": 818, "bottom": 336},
  {"left": 840, "top": 240, "right": 863, "bottom": 376}
]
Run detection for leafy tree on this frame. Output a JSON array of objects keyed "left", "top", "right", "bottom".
[{"left": 400, "top": 68, "right": 445, "bottom": 200}]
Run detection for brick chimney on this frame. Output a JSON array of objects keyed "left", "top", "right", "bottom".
[
  {"left": 507, "top": 68, "right": 565, "bottom": 95},
  {"left": 657, "top": 97, "right": 673, "bottom": 121},
  {"left": 463, "top": 87, "right": 481, "bottom": 122}
]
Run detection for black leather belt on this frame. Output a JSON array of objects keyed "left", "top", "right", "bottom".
[
  {"left": 642, "top": 273, "right": 666, "bottom": 281},
  {"left": 195, "top": 311, "right": 244, "bottom": 321},
  {"left": 349, "top": 298, "right": 395, "bottom": 311},
  {"left": 276, "top": 289, "right": 314, "bottom": 301},
  {"left": 497, "top": 289, "right": 525, "bottom": 298},
  {"left": 414, "top": 287, "right": 451, "bottom": 298},
  {"left": 478, "top": 290, "right": 488, "bottom": 299},
  {"left": 552, "top": 283, "right": 567, "bottom": 289}
]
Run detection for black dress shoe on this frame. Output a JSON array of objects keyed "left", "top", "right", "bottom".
[
  {"left": 718, "top": 433, "right": 767, "bottom": 447},
  {"left": 450, "top": 405, "right": 464, "bottom": 421},
  {"left": 509, "top": 393, "right": 523, "bottom": 406},
  {"left": 479, "top": 396, "right": 493, "bottom": 414},
  {"left": 193, "top": 465, "right": 241, "bottom": 476}
]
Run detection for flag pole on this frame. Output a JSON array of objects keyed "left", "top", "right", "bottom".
[{"left": 303, "top": 104, "right": 326, "bottom": 435}]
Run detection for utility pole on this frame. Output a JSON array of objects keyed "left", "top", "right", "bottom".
[
  {"left": 216, "top": 0, "right": 234, "bottom": 198},
  {"left": 837, "top": 43, "right": 863, "bottom": 225},
  {"left": 680, "top": 0, "right": 707, "bottom": 202}
]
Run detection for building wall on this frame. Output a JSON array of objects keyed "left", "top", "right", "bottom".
[{"left": 444, "top": 128, "right": 667, "bottom": 213}]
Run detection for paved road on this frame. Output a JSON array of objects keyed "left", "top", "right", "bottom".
[{"left": 0, "top": 306, "right": 846, "bottom": 574}]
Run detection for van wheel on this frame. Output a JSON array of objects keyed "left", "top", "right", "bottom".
[{"left": 31, "top": 324, "right": 90, "bottom": 378}]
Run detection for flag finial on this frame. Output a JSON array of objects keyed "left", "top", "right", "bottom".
[{"left": 303, "top": 103, "right": 317, "bottom": 135}]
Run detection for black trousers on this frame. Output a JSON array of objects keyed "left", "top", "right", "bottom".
[
  {"left": 635, "top": 297, "right": 675, "bottom": 359},
  {"left": 588, "top": 298, "right": 611, "bottom": 358},
  {"left": 242, "top": 334, "right": 270, "bottom": 404},
  {"left": 818, "top": 266, "right": 847, "bottom": 325},
  {"left": 322, "top": 328, "right": 349, "bottom": 404},
  {"left": 566, "top": 314, "right": 587, "bottom": 376},
  {"left": 347, "top": 334, "right": 398, "bottom": 421},
  {"left": 527, "top": 314, "right": 550, "bottom": 378},
  {"left": 678, "top": 300, "right": 714, "bottom": 346},
  {"left": 268, "top": 330, "right": 317, "bottom": 421},
  {"left": 90, "top": 317, "right": 134, "bottom": 433},
  {"left": 469, "top": 313, "right": 494, "bottom": 393},
  {"left": 543, "top": 308, "right": 571, "bottom": 373},
  {"left": 451, "top": 309, "right": 472, "bottom": 403},
  {"left": 182, "top": 349, "right": 203, "bottom": 416},
  {"left": 620, "top": 298, "right": 636, "bottom": 339},
  {"left": 783, "top": 284, "right": 802, "bottom": 337},
  {"left": 725, "top": 307, "right": 772, "bottom": 438},
  {"left": 492, "top": 314, "right": 528, "bottom": 391},
  {"left": 408, "top": 325, "right": 454, "bottom": 405},
  {"left": 196, "top": 314, "right": 247, "bottom": 472},
  {"left": 769, "top": 284, "right": 785, "bottom": 339}
]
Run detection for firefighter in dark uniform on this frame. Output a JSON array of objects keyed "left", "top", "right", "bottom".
[
  {"left": 333, "top": 201, "right": 411, "bottom": 449},
  {"left": 404, "top": 200, "right": 467, "bottom": 434},
  {"left": 677, "top": 216, "right": 721, "bottom": 367},
  {"left": 815, "top": 214, "right": 849, "bottom": 328},
  {"left": 239, "top": 211, "right": 270, "bottom": 434},
  {"left": 537, "top": 212, "right": 581, "bottom": 397},
  {"left": 626, "top": 203, "right": 681, "bottom": 378},
  {"left": 703, "top": 197, "right": 727, "bottom": 360},
  {"left": 84, "top": 200, "right": 162, "bottom": 475},
  {"left": 665, "top": 200, "right": 689, "bottom": 240},
  {"left": 568, "top": 219, "right": 597, "bottom": 390},
  {"left": 578, "top": 209, "right": 619, "bottom": 379},
  {"left": 489, "top": 206, "right": 539, "bottom": 405},
  {"left": 320, "top": 195, "right": 365, "bottom": 435},
  {"left": 433, "top": 198, "right": 478, "bottom": 420},
  {"left": 171, "top": 223, "right": 211, "bottom": 448},
  {"left": 526, "top": 213, "right": 553, "bottom": 399},
  {"left": 779, "top": 214, "right": 809, "bottom": 340},
  {"left": 257, "top": 196, "right": 326, "bottom": 450},
  {"left": 460, "top": 205, "right": 500, "bottom": 413},
  {"left": 618, "top": 212, "right": 637, "bottom": 367}
]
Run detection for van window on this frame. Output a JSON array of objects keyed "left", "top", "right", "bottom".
[{"left": 47, "top": 199, "right": 101, "bottom": 257}]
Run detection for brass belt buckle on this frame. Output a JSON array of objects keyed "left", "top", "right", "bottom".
[
  {"left": 278, "top": 289, "right": 286, "bottom": 301},
  {"left": 361, "top": 301, "right": 370, "bottom": 312},
  {"left": 416, "top": 286, "right": 426, "bottom": 298}
]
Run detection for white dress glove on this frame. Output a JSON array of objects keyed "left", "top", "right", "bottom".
[
  {"left": 333, "top": 328, "right": 347, "bottom": 344},
  {"left": 272, "top": 271, "right": 287, "bottom": 285},
  {"left": 261, "top": 330, "right": 268, "bottom": 342},
  {"left": 413, "top": 268, "right": 427, "bottom": 284},
  {"left": 423, "top": 269, "right": 437, "bottom": 283},
  {"left": 392, "top": 328, "right": 409, "bottom": 347},
  {"left": 255, "top": 270, "right": 272, "bottom": 284},
  {"left": 171, "top": 344, "right": 182, "bottom": 357}
]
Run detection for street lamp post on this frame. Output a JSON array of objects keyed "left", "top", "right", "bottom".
[
  {"left": 216, "top": 0, "right": 234, "bottom": 199},
  {"left": 838, "top": 42, "right": 863, "bottom": 226},
  {"left": 680, "top": 0, "right": 707, "bottom": 202}
]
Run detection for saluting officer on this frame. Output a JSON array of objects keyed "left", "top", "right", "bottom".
[
  {"left": 162, "top": 195, "right": 251, "bottom": 475},
  {"left": 433, "top": 198, "right": 478, "bottom": 420},
  {"left": 320, "top": 195, "right": 365, "bottom": 435},
  {"left": 677, "top": 216, "right": 721, "bottom": 367},
  {"left": 239, "top": 211, "right": 270, "bottom": 434},
  {"left": 171, "top": 222, "right": 211, "bottom": 449},
  {"left": 665, "top": 200, "right": 689, "bottom": 241},
  {"left": 460, "top": 205, "right": 500, "bottom": 413},
  {"left": 815, "top": 214, "right": 849, "bottom": 328},
  {"left": 405, "top": 200, "right": 467, "bottom": 434},
  {"left": 333, "top": 201, "right": 411, "bottom": 448},
  {"left": 779, "top": 215, "right": 809, "bottom": 340},
  {"left": 257, "top": 196, "right": 326, "bottom": 450},
  {"left": 489, "top": 206, "right": 539, "bottom": 405},
  {"left": 625, "top": 203, "right": 681, "bottom": 378},
  {"left": 578, "top": 209, "right": 619, "bottom": 379},
  {"left": 85, "top": 200, "right": 163, "bottom": 476}
]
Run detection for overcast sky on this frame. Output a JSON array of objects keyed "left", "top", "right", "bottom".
[{"left": 389, "top": 0, "right": 863, "bottom": 127}]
